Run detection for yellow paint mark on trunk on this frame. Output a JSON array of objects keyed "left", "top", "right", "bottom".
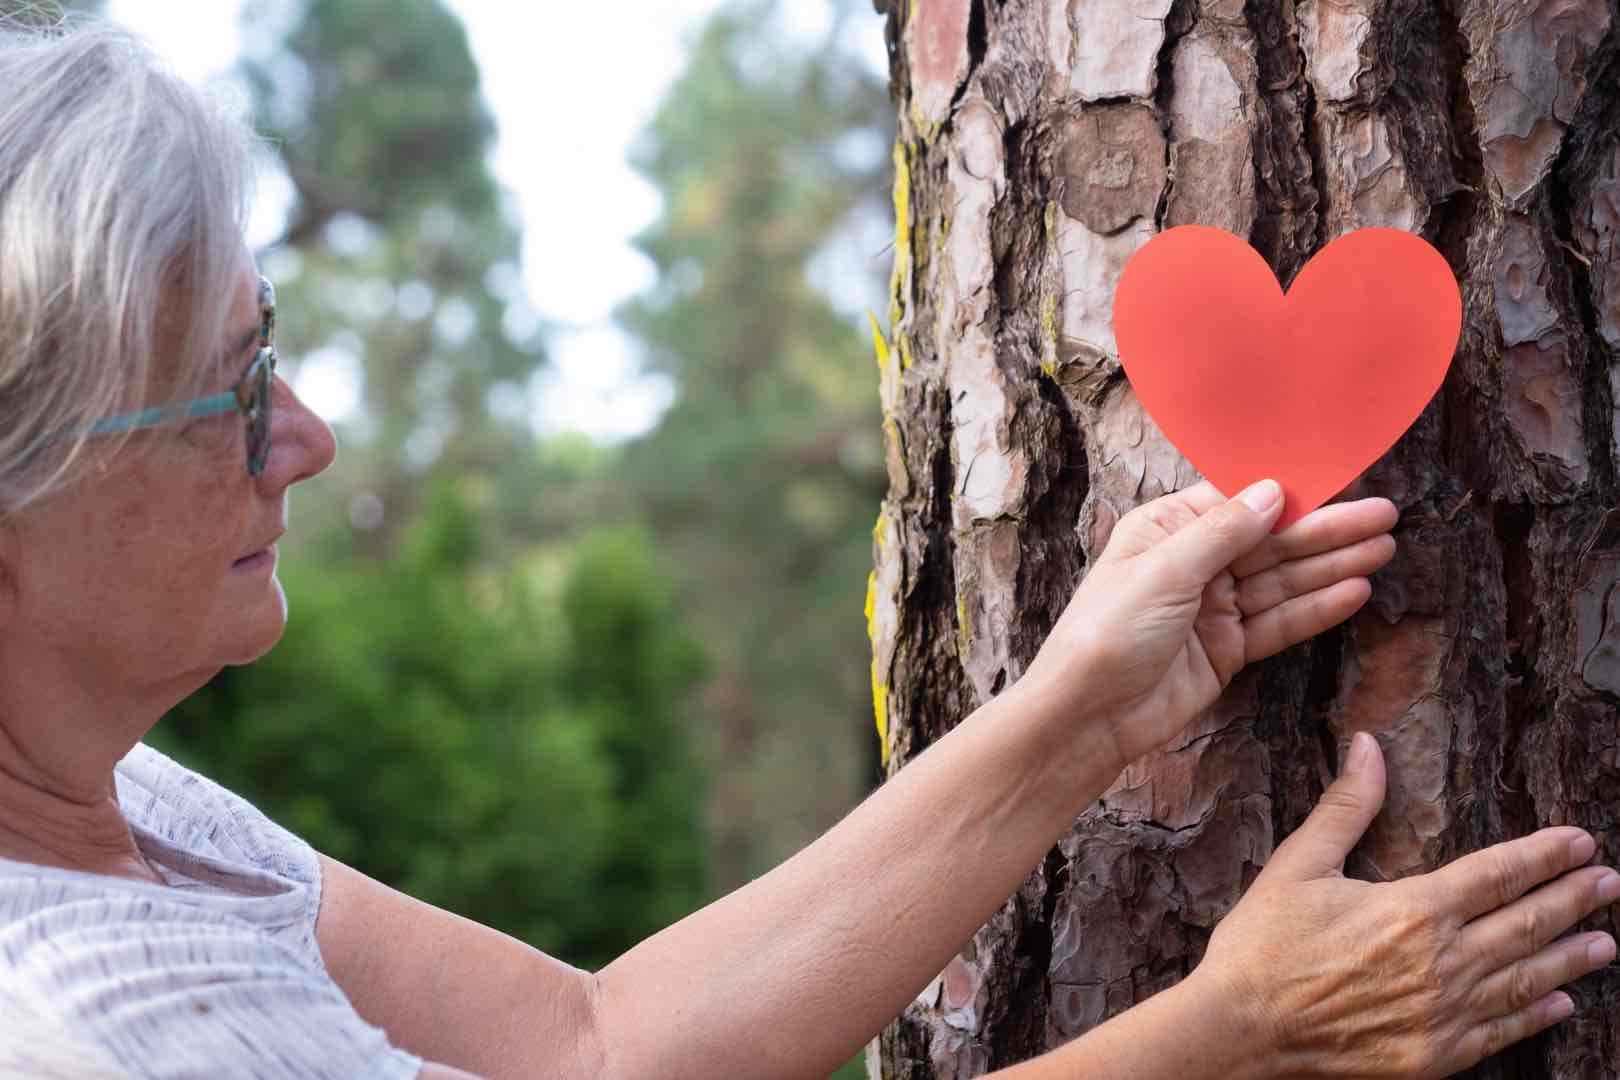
[
  {"left": 869, "top": 312, "right": 891, "bottom": 372},
  {"left": 955, "top": 591, "right": 971, "bottom": 653},
  {"left": 871, "top": 663, "right": 890, "bottom": 765},
  {"left": 865, "top": 569, "right": 890, "bottom": 764},
  {"left": 888, "top": 140, "right": 913, "bottom": 329}
]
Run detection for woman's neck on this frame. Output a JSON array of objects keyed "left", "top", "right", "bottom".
[
  {"left": 0, "top": 805, "right": 164, "bottom": 885},
  {"left": 0, "top": 703, "right": 163, "bottom": 885}
]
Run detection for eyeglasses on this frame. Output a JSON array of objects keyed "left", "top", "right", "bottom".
[{"left": 87, "top": 278, "right": 278, "bottom": 475}]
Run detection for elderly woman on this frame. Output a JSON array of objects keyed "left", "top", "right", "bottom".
[{"left": 0, "top": 17, "right": 1613, "bottom": 1080}]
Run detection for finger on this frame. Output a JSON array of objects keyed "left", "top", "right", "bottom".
[
  {"left": 1148, "top": 479, "right": 1285, "bottom": 586},
  {"left": 1265, "top": 732, "right": 1386, "bottom": 881},
  {"left": 1470, "top": 931, "right": 1614, "bottom": 1023},
  {"left": 1166, "top": 480, "right": 1225, "bottom": 515},
  {"left": 1459, "top": 865, "right": 1620, "bottom": 975},
  {"left": 1241, "top": 578, "right": 1373, "bottom": 663},
  {"left": 1229, "top": 497, "right": 1400, "bottom": 578},
  {"left": 1456, "top": 991, "right": 1574, "bottom": 1070},
  {"left": 1236, "top": 535, "right": 1396, "bottom": 616},
  {"left": 1104, "top": 482, "right": 1224, "bottom": 559},
  {"left": 1424, "top": 827, "right": 1598, "bottom": 925}
]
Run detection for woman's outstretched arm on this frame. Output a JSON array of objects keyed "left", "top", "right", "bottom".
[
  {"left": 317, "top": 482, "right": 1609, "bottom": 1080},
  {"left": 319, "top": 641, "right": 1131, "bottom": 1079},
  {"left": 583, "top": 481, "right": 1398, "bottom": 1077},
  {"left": 316, "top": 481, "right": 1389, "bottom": 1077}
]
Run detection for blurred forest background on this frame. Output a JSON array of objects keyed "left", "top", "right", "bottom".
[{"left": 43, "top": 0, "right": 891, "bottom": 1044}]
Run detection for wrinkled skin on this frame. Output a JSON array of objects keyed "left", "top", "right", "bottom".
[{"left": 1206, "top": 735, "right": 1616, "bottom": 1077}]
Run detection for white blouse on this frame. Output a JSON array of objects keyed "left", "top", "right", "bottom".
[{"left": 0, "top": 742, "right": 422, "bottom": 1079}]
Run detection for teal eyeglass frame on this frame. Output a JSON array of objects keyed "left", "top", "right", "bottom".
[{"left": 87, "top": 278, "right": 278, "bottom": 475}]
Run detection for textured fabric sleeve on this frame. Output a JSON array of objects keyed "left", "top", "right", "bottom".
[
  {"left": 116, "top": 744, "right": 319, "bottom": 882},
  {"left": 0, "top": 886, "right": 422, "bottom": 1080},
  {"left": 115, "top": 742, "right": 327, "bottom": 966}
]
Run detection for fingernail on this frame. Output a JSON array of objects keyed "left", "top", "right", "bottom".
[
  {"left": 1587, "top": 936, "right": 1616, "bottom": 966},
  {"left": 1343, "top": 732, "right": 1372, "bottom": 774},
  {"left": 1239, "top": 479, "right": 1282, "bottom": 513},
  {"left": 1571, "top": 832, "right": 1598, "bottom": 865},
  {"left": 1597, "top": 871, "right": 1620, "bottom": 905},
  {"left": 1549, "top": 992, "right": 1575, "bottom": 1021}
]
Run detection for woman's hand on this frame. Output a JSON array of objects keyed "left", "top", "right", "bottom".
[
  {"left": 1196, "top": 733, "right": 1618, "bottom": 1077},
  {"left": 1019, "top": 479, "right": 1398, "bottom": 771}
]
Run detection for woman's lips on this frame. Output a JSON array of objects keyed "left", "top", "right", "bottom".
[{"left": 232, "top": 546, "right": 276, "bottom": 572}]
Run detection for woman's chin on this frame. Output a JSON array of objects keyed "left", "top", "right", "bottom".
[{"left": 223, "top": 577, "right": 289, "bottom": 666}]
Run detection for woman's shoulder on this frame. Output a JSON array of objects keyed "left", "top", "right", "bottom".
[
  {"left": 115, "top": 741, "right": 318, "bottom": 887},
  {"left": 0, "top": 744, "right": 330, "bottom": 973},
  {"left": 109, "top": 741, "right": 327, "bottom": 967},
  {"left": 0, "top": 746, "right": 424, "bottom": 1079}
]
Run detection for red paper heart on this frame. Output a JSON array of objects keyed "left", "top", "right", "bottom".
[{"left": 1112, "top": 226, "right": 1461, "bottom": 529}]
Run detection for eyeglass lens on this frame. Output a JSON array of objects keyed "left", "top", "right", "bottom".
[{"left": 246, "top": 278, "right": 276, "bottom": 475}]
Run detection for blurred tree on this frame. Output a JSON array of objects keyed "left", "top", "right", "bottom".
[
  {"left": 561, "top": 528, "right": 710, "bottom": 954},
  {"left": 240, "top": 0, "right": 550, "bottom": 559},
  {"left": 616, "top": 0, "right": 893, "bottom": 890}
]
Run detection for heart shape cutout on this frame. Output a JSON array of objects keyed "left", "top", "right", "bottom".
[{"left": 1112, "top": 225, "right": 1461, "bottom": 529}]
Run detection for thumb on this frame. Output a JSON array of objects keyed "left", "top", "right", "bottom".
[
  {"left": 1267, "top": 732, "right": 1387, "bottom": 881},
  {"left": 1151, "top": 479, "right": 1286, "bottom": 585}
]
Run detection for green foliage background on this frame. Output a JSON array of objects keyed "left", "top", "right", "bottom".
[
  {"left": 618, "top": 3, "right": 890, "bottom": 888},
  {"left": 163, "top": 489, "right": 708, "bottom": 970}
]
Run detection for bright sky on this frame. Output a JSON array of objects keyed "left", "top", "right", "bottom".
[{"left": 103, "top": 1, "right": 885, "bottom": 441}]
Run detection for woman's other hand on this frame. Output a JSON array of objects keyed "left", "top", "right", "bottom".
[
  {"left": 1019, "top": 479, "right": 1398, "bottom": 771},
  {"left": 1196, "top": 733, "right": 1617, "bottom": 1077}
]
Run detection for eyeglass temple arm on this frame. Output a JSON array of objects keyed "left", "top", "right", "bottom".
[{"left": 86, "top": 392, "right": 240, "bottom": 436}]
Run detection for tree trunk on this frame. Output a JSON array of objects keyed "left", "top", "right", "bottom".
[{"left": 867, "top": 0, "right": 1620, "bottom": 1075}]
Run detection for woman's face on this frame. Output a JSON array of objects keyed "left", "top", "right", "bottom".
[{"left": 2, "top": 260, "right": 337, "bottom": 706}]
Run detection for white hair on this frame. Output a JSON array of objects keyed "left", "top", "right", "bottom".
[{"left": 0, "top": 11, "right": 258, "bottom": 511}]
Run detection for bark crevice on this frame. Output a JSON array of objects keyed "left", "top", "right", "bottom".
[
  {"left": 904, "top": 413, "right": 968, "bottom": 754},
  {"left": 1297, "top": 58, "right": 1328, "bottom": 256},
  {"left": 1244, "top": 0, "right": 1323, "bottom": 281},
  {"left": 1151, "top": 0, "right": 1202, "bottom": 231},
  {"left": 967, "top": 0, "right": 988, "bottom": 77},
  {"left": 1428, "top": 0, "right": 1484, "bottom": 273},
  {"left": 1546, "top": 35, "right": 1620, "bottom": 500},
  {"left": 1306, "top": 627, "right": 1346, "bottom": 776},
  {"left": 938, "top": 0, "right": 991, "bottom": 130},
  {"left": 1492, "top": 499, "right": 1542, "bottom": 841}
]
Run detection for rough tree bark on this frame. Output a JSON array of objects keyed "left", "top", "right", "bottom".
[{"left": 865, "top": 0, "right": 1620, "bottom": 1075}]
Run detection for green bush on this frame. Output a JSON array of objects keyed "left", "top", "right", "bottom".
[{"left": 157, "top": 489, "right": 708, "bottom": 970}]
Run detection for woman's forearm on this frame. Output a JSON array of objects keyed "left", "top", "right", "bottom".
[
  {"left": 592, "top": 680, "right": 1124, "bottom": 1079},
  {"left": 989, "top": 968, "right": 1274, "bottom": 1080}
]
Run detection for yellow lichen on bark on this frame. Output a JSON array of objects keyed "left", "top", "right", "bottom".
[
  {"left": 865, "top": 569, "right": 890, "bottom": 763},
  {"left": 869, "top": 311, "right": 892, "bottom": 372},
  {"left": 889, "top": 140, "right": 913, "bottom": 329}
]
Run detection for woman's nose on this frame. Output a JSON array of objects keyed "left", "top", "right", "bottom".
[{"left": 254, "top": 375, "right": 337, "bottom": 494}]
